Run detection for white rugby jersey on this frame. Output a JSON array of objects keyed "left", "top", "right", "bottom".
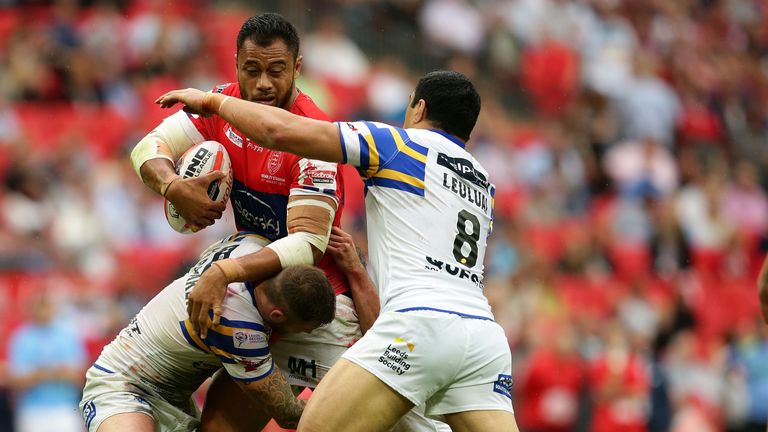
[
  {"left": 337, "top": 121, "right": 495, "bottom": 319},
  {"left": 93, "top": 233, "right": 274, "bottom": 406}
]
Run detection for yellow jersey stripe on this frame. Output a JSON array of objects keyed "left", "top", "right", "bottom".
[
  {"left": 183, "top": 321, "right": 212, "bottom": 353},
  {"left": 209, "top": 324, "right": 258, "bottom": 337},
  {"left": 363, "top": 133, "right": 380, "bottom": 178},
  {"left": 376, "top": 169, "right": 425, "bottom": 189},
  {"left": 389, "top": 127, "right": 427, "bottom": 163},
  {"left": 209, "top": 345, "right": 235, "bottom": 360}
]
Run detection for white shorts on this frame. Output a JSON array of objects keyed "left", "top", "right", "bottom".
[
  {"left": 79, "top": 366, "right": 200, "bottom": 432},
  {"left": 342, "top": 309, "right": 514, "bottom": 417},
  {"left": 271, "top": 296, "right": 451, "bottom": 431},
  {"left": 271, "top": 294, "right": 362, "bottom": 387}
]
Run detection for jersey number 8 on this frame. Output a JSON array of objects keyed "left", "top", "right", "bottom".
[{"left": 453, "top": 210, "right": 481, "bottom": 268}]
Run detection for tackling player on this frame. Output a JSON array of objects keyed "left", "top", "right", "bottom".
[
  {"left": 79, "top": 233, "right": 336, "bottom": 431},
  {"left": 156, "top": 70, "right": 520, "bottom": 431}
]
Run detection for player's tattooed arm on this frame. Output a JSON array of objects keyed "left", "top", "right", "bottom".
[{"left": 236, "top": 365, "right": 305, "bottom": 429}]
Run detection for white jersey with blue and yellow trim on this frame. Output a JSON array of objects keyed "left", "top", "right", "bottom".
[
  {"left": 337, "top": 121, "right": 495, "bottom": 319},
  {"left": 93, "top": 233, "right": 274, "bottom": 406}
]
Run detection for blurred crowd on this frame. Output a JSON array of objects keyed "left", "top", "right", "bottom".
[{"left": 1, "top": 0, "right": 768, "bottom": 431}]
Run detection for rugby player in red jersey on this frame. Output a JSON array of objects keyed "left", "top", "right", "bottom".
[{"left": 130, "top": 13, "right": 381, "bottom": 431}]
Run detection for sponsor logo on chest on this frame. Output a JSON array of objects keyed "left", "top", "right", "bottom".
[
  {"left": 225, "top": 127, "right": 243, "bottom": 148},
  {"left": 224, "top": 126, "right": 264, "bottom": 153}
]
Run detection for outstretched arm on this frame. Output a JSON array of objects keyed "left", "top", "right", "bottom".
[{"left": 156, "top": 89, "right": 343, "bottom": 163}]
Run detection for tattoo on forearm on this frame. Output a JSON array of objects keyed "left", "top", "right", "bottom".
[{"left": 242, "top": 366, "right": 304, "bottom": 428}]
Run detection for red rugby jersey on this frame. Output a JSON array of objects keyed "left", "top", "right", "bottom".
[{"left": 186, "top": 83, "right": 348, "bottom": 295}]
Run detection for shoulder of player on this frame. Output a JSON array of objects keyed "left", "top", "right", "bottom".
[
  {"left": 209, "top": 82, "right": 240, "bottom": 97},
  {"left": 291, "top": 90, "right": 331, "bottom": 121},
  {"left": 219, "top": 284, "right": 266, "bottom": 326}
]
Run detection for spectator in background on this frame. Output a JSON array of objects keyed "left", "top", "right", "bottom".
[
  {"left": 589, "top": 323, "right": 649, "bottom": 432},
  {"left": 419, "top": 0, "right": 486, "bottom": 56},
  {"left": 603, "top": 136, "right": 679, "bottom": 198},
  {"left": 364, "top": 57, "right": 413, "bottom": 124},
  {"left": 519, "top": 30, "right": 580, "bottom": 117},
  {"left": 616, "top": 52, "right": 681, "bottom": 148},
  {"left": 581, "top": 0, "right": 638, "bottom": 98},
  {"left": 732, "top": 321, "right": 768, "bottom": 432},
  {"left": 8, "top": 292, "right": 86, "bottom": 432},
  {"left": 722, "top": 160, "right": 768, "bottom": 238},
  {"left": 302, "top": 14, "right": 370, "bottom": 119},
  {"left": 663, "top": 331, "right": 726, "bottom": 431},
  {"left": 517, "top": 321, "right": 587, "bottom": 432}
]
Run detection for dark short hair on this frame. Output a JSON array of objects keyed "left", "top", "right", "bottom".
[
  {"left": 236, "top": 13, "right": 300, "bottom": 59},
  {"left": 410, "top": 70, "right": 481, "bottom": 142},
  {"left": 266, "top": 265, "right": 335, "bottom": 325}
]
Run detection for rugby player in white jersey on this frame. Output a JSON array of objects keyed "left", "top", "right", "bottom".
[
  {"left": 156, "top": 70, "right": 519, "bottom": 431},
  {"left": 79, "top": 233, "right": 336, "bottom": 432}
]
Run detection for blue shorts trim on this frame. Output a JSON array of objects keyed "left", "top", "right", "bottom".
[{"left": 93, "top": 363, "right": 114, "bottom": 374}]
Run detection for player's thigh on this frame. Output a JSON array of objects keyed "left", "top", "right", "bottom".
[
  {"left": 272, "top": 294, "right": 361, "bottom": 388},
  {"left": 297, "top": 358, "right": 414, "bottom": 432},
  {"left": 443, "top": 410, "right": 520, "bottom": 432},
  {"left": 426, "top": 319, "right": 514, "bottom": 421},
  {"left": 81, "top": 367, "right": 156, "bottom": 432},
  {"left": 82, "top": 365, "right": 200, "bottom": 432},
  {"left": 199, "top": 370, "right": 271, "bottom": 432},
  {"left": 391, "top": 405, "right": 452, "bottom": 432},
  {"left": 97, "top": 412, "right": 155, "bottom": 432}
]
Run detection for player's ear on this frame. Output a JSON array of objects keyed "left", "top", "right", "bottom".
[
  {"left": 268, "top": 309, "right": 287, "bottom": 323},
  {"left": 294, "top": 55, "right": 302, "bottom": 76},
  {"left": 414, "top": 99, "right": 427, "bottom": 124}
]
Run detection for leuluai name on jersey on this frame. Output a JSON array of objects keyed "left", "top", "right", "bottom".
[
  {"left": 337, "top": 121, "right": 495, "bottom": 319},
  {"left": 93, "top": 233, "right": 274, "bottom": 406}
]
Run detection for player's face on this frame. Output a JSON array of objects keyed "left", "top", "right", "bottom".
[{"left": 236, "top": 38, "right": 301, "bottom": 110}]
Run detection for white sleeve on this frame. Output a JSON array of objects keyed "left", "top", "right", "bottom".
[{"left": 130, "top": 110, "right": 207, "bottom": 178}]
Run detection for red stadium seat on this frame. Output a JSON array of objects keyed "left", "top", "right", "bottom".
[
  {"left": 113, "top": 245, "right": 189, "bottom": 296},
  {"left": 136, "top": 76, "right": 184, "bottom": 131},
  {"left": 609, "top": 242, "right": 651, "bottom": 282},
  {"left": 0, "top": 9, "right": 20, "bottom": 46}
]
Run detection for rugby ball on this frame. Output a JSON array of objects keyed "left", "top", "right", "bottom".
[{"left": 165, "top": 141, "right": 233, "bottom": 233}]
